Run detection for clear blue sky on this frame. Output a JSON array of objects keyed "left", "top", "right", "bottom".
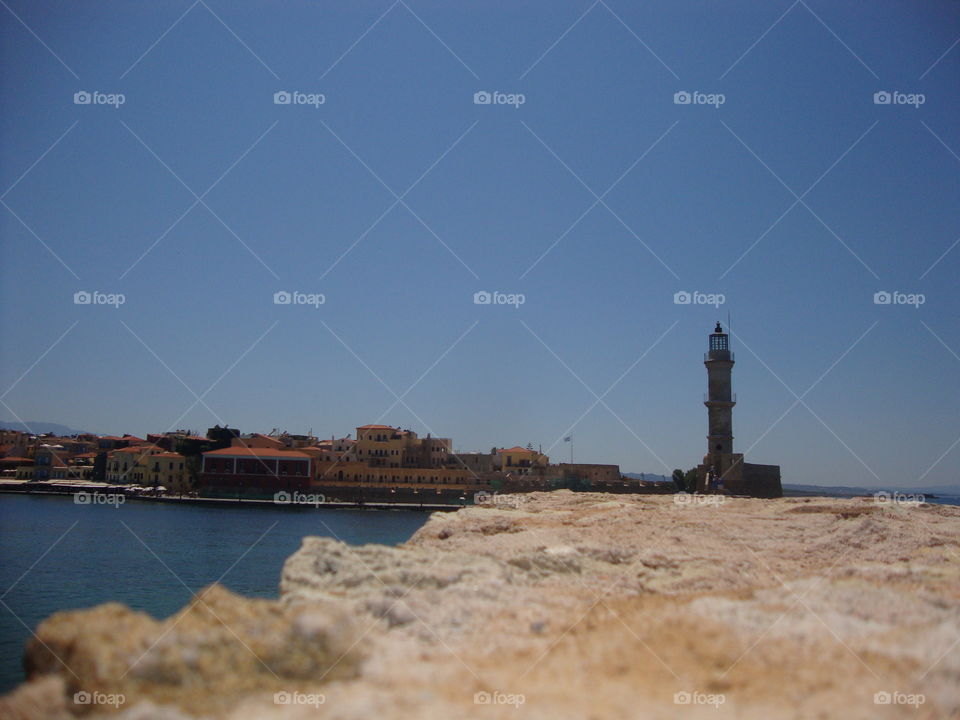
[{"left": 1, "top": 1, "right": 958, "bottom": 487}]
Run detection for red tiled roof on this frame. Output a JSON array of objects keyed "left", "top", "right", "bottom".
[
  {"left": 498, "top": 446, "right": 532, "bottom": 453},
  {"left": 112, "top": 445, "right": 162, "bottom": 454},
  {"left": 357, "top": 424, "right": 394, "bottom": 430},
  {"left": 204, "top": 447, "right": 310, "bottom": 459},
  {"left": 151, "top": 452, "right": 184, "bottom": 459},
  {"left": 0, "top": 456, "right": 32, "bottom": 463}
]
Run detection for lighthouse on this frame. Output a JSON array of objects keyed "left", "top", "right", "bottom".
[
  {"left": 699, "top": 321, "right": 739, "bottom": 491},
  {"left": 696, "top": 321, "right": 783, "bottom": 497}
]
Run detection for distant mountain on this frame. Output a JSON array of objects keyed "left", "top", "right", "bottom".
[
  {"left": 623, "top": 472, "right": 672, "bottom": 484},
  {"left": 622, "top": 475, "right": 960, "bottom": 497},
  {"left": 910, "top": 484, "right": 960, "bottom": 497},
  {"left": 0, "top": 420, "right": 93, "bottom": 436},
  {"left": 784, "top": 483, "right": 960, "bottom": 498}
]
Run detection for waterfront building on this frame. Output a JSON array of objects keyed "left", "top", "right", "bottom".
[
  {"left": 106, "top": 445, "right": 165, "bottom": 483},
  {"left": 198, "top": 446, "right": 312, "bottom": 498},
  {"left": 495, "top": 446, "right": 549, "bottom": 476},
  {"left": 133, "top": 451, "right": 189, "bottom": 492}
]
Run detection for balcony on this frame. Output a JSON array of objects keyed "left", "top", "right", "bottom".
[{"left": 704, "top": 351, "right": 735, "bottom": 362}]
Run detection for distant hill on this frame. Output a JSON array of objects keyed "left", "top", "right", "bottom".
[
  {"left": 785, "top": 483, "right": 960, "bottom": 498},
  {"left": 623, "top": 472, "right": 672, "bottom": 484},
  {"left": 623, "top": 475, "right": 960, "bottom": 497},
  {"left": 0, "top": 420, "right": 93, "bottom": 436}
]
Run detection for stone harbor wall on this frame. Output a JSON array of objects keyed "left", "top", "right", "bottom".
[
  {"left": 742, "top": 462, "right": 783, "bottom": 498},
  {"left": 697, "top": 455, "right": 783, "bottom": 497},
  {"left": 2, "top": 491, "right": 958, "bottom": 719}
]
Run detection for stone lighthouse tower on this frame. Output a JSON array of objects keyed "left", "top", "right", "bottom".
[
  {"left": 696, "top": 321, "right": 783, "bottom": 497},
  {"left": 697, "top": 321, "right": 742, "bottom": 492}
]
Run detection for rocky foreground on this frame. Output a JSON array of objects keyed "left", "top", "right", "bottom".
[{"left": 3, "top": 492, "right": 959, "bottom": 719}]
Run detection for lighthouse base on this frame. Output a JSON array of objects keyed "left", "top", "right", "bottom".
[{"left": 697, "top": 453, "right": 782, "bottom": 498}]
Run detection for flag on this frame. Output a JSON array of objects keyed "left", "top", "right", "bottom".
[{"left": 563, "top": 436, "right": 572, "bottom": 442}]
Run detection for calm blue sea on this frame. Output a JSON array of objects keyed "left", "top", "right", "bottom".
[{"left": 0, "top": 494, "right": 428, "bottom": 693}]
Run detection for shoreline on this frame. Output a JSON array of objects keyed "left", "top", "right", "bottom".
[
  {"left": 2, "top": 483, "right": 954, "bottom": 509},
  {"left": 0, "top": 486, "right": 463, "bottom": 512}
]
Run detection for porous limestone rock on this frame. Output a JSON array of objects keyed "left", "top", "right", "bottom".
[{"left": 6, "top": 492, "right": 960, "bottom": 719}]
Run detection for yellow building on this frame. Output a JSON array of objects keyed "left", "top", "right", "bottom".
[
  {"left": 312, "top": 460, "right": 478, "bottom": 490},
  {"left": 353, "top": 425, "right": 452, "bottom": 469},
  {"left": 496, "top": 446, "right": 549, "bottom": 476},
  {"left": 106, "top": 445, "right": 163, "bottom": 483},
  {"left": 133, "top": 452, "right": 189, "bottom": 493},
  {"left": 354, "top": 425, "right": 413, "bottom": 468}
]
